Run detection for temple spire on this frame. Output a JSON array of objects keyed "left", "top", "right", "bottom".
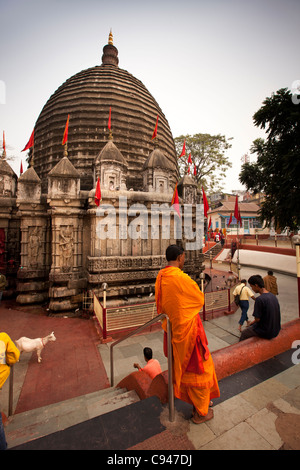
[
  {"left": 101, "top": 30, "right": 119, "bottom": 66},
  {"left": 108, "top": 29, "right": 113, "bottom": 45}
]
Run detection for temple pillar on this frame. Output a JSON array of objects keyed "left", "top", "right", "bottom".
[
  {"left": 47, "top": 156, "right": 86, "bottom": 313},
  {"left": 0, "top": 158, "right": 19, "bottom": 295},
  {"left": 16, "top": 167, "right": 50, "bottom": 304}
]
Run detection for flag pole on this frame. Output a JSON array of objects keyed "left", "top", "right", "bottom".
[
  {"left": 31, "top": 144, "right": 35, "bottom": 168},
  {"left": 234, "top": 194, "right": 241, "bottom": 280},
  {"left": 237, "top": 221, "right": 240, "bottom": 279}
]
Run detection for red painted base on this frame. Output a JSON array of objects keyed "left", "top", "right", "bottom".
[
  {"left": 212, "top": 319, "right": 300, "bottom": 381},
  {"left": 118, "top": 320, "right": 300, "bottom": 402}
]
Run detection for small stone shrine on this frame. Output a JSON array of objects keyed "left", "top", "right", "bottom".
[{"left": 0, "top": 32, "right": 204, "bottom": 314}]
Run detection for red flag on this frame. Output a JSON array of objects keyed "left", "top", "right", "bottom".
[
  {"left": 228, "top": 213, "right": 233, "bottom": 226},
  {"left": 95, "top": 177, "right": 101, "bottom": 207},
  {"left": 234, "top": 195, "right": 239, "bottom": 220},
  {"left": 188, "top": 153, "right": 192, "bottom": 164},
  {"left": 2, "top": 131, "right": 5, "bottom": 152},
  {"left": 20, "top": 160, "right": 23, "bottom": 174},
  {"left": 202, "top": 187, "right": 209, "bottom": 218},
  {"left": 151, "top": 115, "right": 159, "bottom": 140},
  {"left": 180, "top": 139, "right": 186, "bottom": 157},
  {"left": 193, "top": 164, "right": 197, "bottom": 176},
  {"left": 171, "top": 182, "right": 181, "bottom": 217},
  {"left": 108, "top": 107, "right": 111, "bottom": 130},
  {"left": 21, "top": 129, "right": 34, "bottom": 152},
  {"left": 62, "top": 114, "right": 70, "bottom": 145},
  {"left": 187, "top": 165, "right": 190, "bottom": 174},
  {"left": 208, "top": 217, "right": 212, "bottom": 229}
]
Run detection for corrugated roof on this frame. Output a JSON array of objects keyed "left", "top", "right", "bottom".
[{"left": 209, "top": 201, "right": 260, "bottom": 214}]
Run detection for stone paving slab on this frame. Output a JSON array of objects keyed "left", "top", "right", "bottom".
[{"left": 183, "top": 365, "right": 300, "bottom": 451}]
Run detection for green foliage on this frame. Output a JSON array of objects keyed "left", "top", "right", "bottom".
[
  {"left": 174, "top": 133, "right": 233, "bottom": 192},
  {"left": 239, "top": 88, "right": 300, "bottom": 230}
]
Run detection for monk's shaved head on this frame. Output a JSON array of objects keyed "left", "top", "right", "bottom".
[{"left": 166, "top": 245, "right": 184, "bottom": 261}]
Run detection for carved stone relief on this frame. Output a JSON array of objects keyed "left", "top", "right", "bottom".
[
  {"left": 59, "top": 225, "right": 74, "bottom": 271},
  {"left": 28, "top": 226, "right": 43, "bottom": 268}
]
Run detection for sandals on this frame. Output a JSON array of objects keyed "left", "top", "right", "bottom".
[
  {"left": 191, "top": 402, "right": 214, "bottom": 419},
  {"left": 191, "top": 408, "right": 214, "bottom": 424}
]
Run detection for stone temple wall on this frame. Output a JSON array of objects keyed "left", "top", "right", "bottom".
[{"left": 0, "top": 154, "right": 204, "bottom": 314}]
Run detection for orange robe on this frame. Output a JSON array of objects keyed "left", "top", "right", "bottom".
[{"left": 155, "top": 266, "right": 220, "bottom": 416}]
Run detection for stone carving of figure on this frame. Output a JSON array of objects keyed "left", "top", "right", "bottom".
[
  {"left": 59, "top": 226, "right": 74, "bottom": 270},
  {"left": 184, "top": 187, "right": 195, "bottom": 204},
  {"left": 28, "top": 226, "right": 42, "bottom": 267}
]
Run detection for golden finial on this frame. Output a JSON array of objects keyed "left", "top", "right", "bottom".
[{"left": 108, "top": 29, "right": 113, "bottom": 45}]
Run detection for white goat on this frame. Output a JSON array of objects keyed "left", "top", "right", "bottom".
[{"left": 15, "top": 331, "right": 56, "bottom": 363}]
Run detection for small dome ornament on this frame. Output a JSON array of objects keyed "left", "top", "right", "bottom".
[
  {"left": 101, "top": 30, "right": 119, "bottom": 66},
  {"left": 108, "top": 29, "right": 114, "bottom": 45}
]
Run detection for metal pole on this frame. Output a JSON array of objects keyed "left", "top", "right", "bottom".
[
  {"left": 102, "top": 283, "right": 108, "bottom": 340},
  {"left": 295, "top": 243, "right": 300, "bottom": 318},
  {"left": 110, "top": 346, "right": 114, "bottom": 386},
  {"left": 8, "top": 365, "right": 14, "bottom": 416},
  {"left": 166, "top": 318, "right": 175, "bottom": 422},
  {"left": 237, "top": 223, "right": 240, "bottom": 280},
  {"left": 103, "top": 307, "right": 107, "bottom": 340},
  {"left": 227, "top": 288, "right": 231, "bottom": 312},
  {"left": 292, "top": 236, "right": 300, "bottom": 318}
]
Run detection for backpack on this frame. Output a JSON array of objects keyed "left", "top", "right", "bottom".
[{"left": 234, "top": 285, "right": 245, "bottom": 306}]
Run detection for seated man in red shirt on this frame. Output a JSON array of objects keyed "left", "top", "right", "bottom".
[{"left": 133, "top": 347, "right": 162, "bottom": 379}]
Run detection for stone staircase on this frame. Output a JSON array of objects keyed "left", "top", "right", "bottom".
[
  {"left": 5, "top": 386, "right": 140, "bottom": 449},
  {"left": 204, "top": 242, "right": 223, "bottom": 260}
]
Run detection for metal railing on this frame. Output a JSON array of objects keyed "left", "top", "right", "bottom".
[{"left": 109, "top": 313, "right": 175, "bottom": 422}]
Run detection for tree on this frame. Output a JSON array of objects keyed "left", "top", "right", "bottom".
[
  {"left": 174, "top": 133, "right": 233, "bottom": 192},
  {"left": 239, "top": 88, "right": 300, "bottom": 230}
]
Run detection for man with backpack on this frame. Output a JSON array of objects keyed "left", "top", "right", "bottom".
[{"left": 233, "top": 279, "right": 255, "bottom": 332}]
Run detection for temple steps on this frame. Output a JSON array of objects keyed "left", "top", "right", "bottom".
[{"left": 5, "top": 387, "right": 139, "bottom": 449}]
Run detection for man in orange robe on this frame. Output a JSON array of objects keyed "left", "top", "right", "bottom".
[{"left": 155, "top": 245, "right": 220, "bottom": 424}]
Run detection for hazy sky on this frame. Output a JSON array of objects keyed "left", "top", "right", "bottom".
[{"left": 1, "top": 0, "right": 299, "bottom": 192}]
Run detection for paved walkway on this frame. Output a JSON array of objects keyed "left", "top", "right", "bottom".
[
  {"left": 1, "top": 260, "right": 299, "bottom": 451},
  {"left": 0, "top": 303, "right": 109, "bottom": 417},
  {"left": 6, "top": 352, "right": 300, "bottom": 451}
]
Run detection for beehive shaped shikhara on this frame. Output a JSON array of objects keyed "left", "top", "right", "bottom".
[
  {"left": 0, "top": 32, "right": 204, "bottom": 316},
  {"left": 32, "top": 31, "right": 179, "bottom": 192}
]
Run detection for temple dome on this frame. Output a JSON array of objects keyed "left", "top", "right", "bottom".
[
  {"left": 96, "top": 140, "right": 127, "bottom": 166},
  {"left": 143, "top": 147, "right": 174, "bottom": 171},
  {"left": 32, "top": 33, "right": 179, "bottom": 192}
]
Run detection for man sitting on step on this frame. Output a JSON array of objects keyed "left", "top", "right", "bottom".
[{"left": 133, "top": 347, "right": 162, "bottom": 380}]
